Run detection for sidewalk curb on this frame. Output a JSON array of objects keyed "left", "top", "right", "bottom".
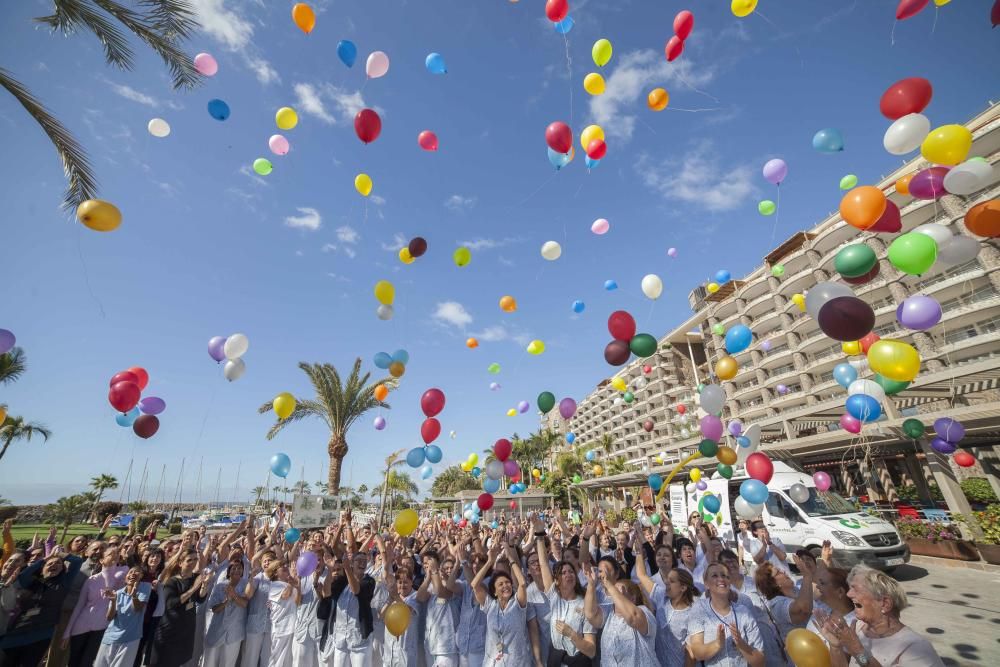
[{"left": 907, "top": 553, "right": 1000, "bottom": 573}]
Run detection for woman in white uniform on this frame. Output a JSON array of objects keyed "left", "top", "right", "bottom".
[
  {"left": 450, "top": 539, "right": 488, "bottom": 667},
  {"left": 266, "top": 563, "right": 301, "bottom": 667},
  {"left": 689, "top": 563, "right": 765, "bottom": 666},
  {"left": 203, "top": 560, "right": 247, "bottom": 667},
  {"left": 753, "top": 556, "right": 814, "bottom": 644},
  {"left": 584, "top": 570, "right": 658, "bottom": 667},
  {"left": 416, "top": 552, "right": 457, "bottom": 667},
  {"left": 379, "top": 569, "right": 420, "bottom": 667},
  {"left": 470, "top": 541, "right": 531, "bottom": 667},
  {"left": 533, "top": 535, "right": 595, "bottom": 666}
]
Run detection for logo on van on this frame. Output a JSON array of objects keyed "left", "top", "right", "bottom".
[{"left": 839, "top": 518, "right": 867, "bottom": 529}]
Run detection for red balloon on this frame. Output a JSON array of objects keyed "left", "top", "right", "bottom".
[
  {"left": 477, "top": 493, "right": 494, "bottom": 511},
  {"left": 745, "top": 452, "right": 774, "bottom": 484},
  {"left": 993, "top": 0, "right": 1000, "bottom": 28},
  {"left": 418, "top": 130, "right": 438, "bottom": 151},
  {"left": 545, "top": 0, "right": 569, "bottom": 22},
  {"left": 110, "top": 371, "right": 139, "bottom": 388},
  {"left": 665, "top": 36, "right": 684, "bottom": 62},
  {"left": 643, "top": 420, "right": 654, "bottom": 432},
  {"left": 643, "top": 365, "right": 652, "bottom": 374},
  {"left": 459, "top": 519, "right": 468, "bottom": 528},
  {"left": 817, "top": 297, "right": 875, "bottom": 342},
  {"left": 420, "top": 417, "right": 441, "bottom": 444},
  {"left": 896, "top": 0, "right": 929, "bottom": 20},
  {"left": 604, "top": 340, "right": 631, "bottom": 366},
  {"left": 494, "top": 438, "right": 512, "bottom": 462},
  {"left": 127, "top": 367, "right": 149, "bottom": 391},
  {"left": 859, "top": 332, "right": 881, "bottom": 355},
  {"left": 509, "top": 501, "right": 517, "bottom": 510},
  {"left": 608, "top": 310, "right": 636, "bottom": 341},
  {"left": 354, "top": 108, "right": 382, "bottom": 144},
  {"left": 677, "top": 404, "right": 687, "bottom": 414},
  {"left": 879, "top": 77, "right": 933, "bottom": 120},
  {"left": 545, "top": 121, "right": 572, "bottom": 154},
  {"left": 109, "top": 381, "right": 141, "bottom": 413},
  {"left": 133, "top": 414, "right": 159, "bottom": 439},
  {"left": 586, "top": 139, "right": 607, "bottom": 160},
  {"left": 954, "top": 451, "right": 976, "bottom": 468},
  {"left": 673, "top": 10, "right": 694, "bottom": 39},
  {"left": 842, "top": 263, "right": 881, "bottom": 286},
  {"left": 869, "top": 200, "right": 902, "bottom": 234},
  {"left": 420, "top": 388, "right": 446, "bottom": 417},
  {"left": 409, "top": 237, "right": 428, "bottom": 259}
]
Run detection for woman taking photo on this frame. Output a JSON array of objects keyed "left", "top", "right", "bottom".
[
  {"left": 689, "top": 563, "right": 765, "bottom": 667},
  {"left": 470, "top": 541, "right": 531, "bottom": 667},
  {"left": 584, "top": 569, "right": 658, "bottom": 666},
  {"left": 533, "top": 532, "right": 596, "bottom": 666},
  {"left": 95, "top": 566, "right": 150, "bottom": 667},
  {"left": 202, "top": 559, "right": 248, "bottom": 667},
  {"left": 150, "top": 549, "right": 210, "bottom": 667}
]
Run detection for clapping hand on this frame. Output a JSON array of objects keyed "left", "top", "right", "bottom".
[
  {"left": 554, "top": 620, "right": 575, "bottom": 638},
  {"left": 729, "top": 623, "right": 755, "bottom": 654}
]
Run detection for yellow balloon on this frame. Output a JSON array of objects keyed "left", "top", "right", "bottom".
[
  {"left": 731, "top": 0, "right": 758, "bottom": 18},
  {"left": 933, "top": 0, "right": 951, "bottom": 4},
  {"left": 583, "top": 73, "right": 605, "bottom": 96},
  {"left": 374, "top": 280, "right": 395, "bottom": 305},
  {"left": 526, "top": 339, "right": 546, "bottom": 355},
  {"left": 716, "top": 356, "right": 738, "bottom": 381},
  {"left": 0, "top": 406, "right": 6, "bottom": 423},
  {"left": 611, "top": 377, "right": 627, "bottom": 392},
  {"left": 717, "top": 446, "right": 738, "bottom": 466},
  {"left": 394, "top": 509, "right": 419, "bottom": 537},
  {"left": 792, "top": 293, "right": 807, "bottom": 312},
  {"left": 580, "top": 124, "right": 605, "bottom": 151},
  {"left": 647, "top": 88, "right": 669, "bottom": 111},
  {"left": 76, "top": 199, "right": 122, "bottom": 232},
  {"left": 706, "top": 282, "right": 720, "bottom": 294},
  {"left": 654, "top": 456, "right": 663, "bottom": 464},
  {"left": 593, "top": 464, "right": 603, "bottom": 476},
  {"left": 532, "top": 468, "right": 541, "bottom": 477},
  {"left": 506, "top": 408, "right": 517, "bottom": 417},
  {"left": 388, "top": 361, "right": 405, "bottom": 378},
  {"left": 273, "top": 392, "right": 296, "bottom": 420},
  {"left": 469, "top": 453, "right": 478, "bottom": 465},
  {"left": 355, "top": 173, "right": 373, "bottom": 197},
  {"left": 275, "top": 107, "right": 298, "bottom": 130},
  {"left": 399, "top": 247, "right": 414, "bottom": 264},
  {"left": 384, "top": 601, "right": 412, "bottom": 637},
  {"left": 461, "top": 461, "right": 471, "bottom": 472},
  {"left": 592, "top": 38, "right": 613, "bottom": 67},
  {"left": 841, "top": 340, "right": 862, "bottom": 356},
  {"left": 867, "top": 340, "right": 921, "bottom": 382},
  {"left": 785, "top": 628, "right": 832, "bottom": 667},
  {"left": 920, "top": 124, "right": 972, "bottom": 166},
  {"left": 453, "top": 246, "right": 471, "bottom": 267},
  {"left": 690, "top": 468, "right": 702, "bottom": 482}
]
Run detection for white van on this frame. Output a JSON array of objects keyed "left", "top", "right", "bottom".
[{"left": 669, "top": 460, "right": 909, "bottom": 572}]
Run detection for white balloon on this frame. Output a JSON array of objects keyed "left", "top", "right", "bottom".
[
  {"left": 541, "top": 241, "right": 562, "bottom": 261},
  {"left": 912, "top": 223, "right": 952, "bottom": 247},
  {"left": 805, "top": 282, "right": 854, "bottom": 320},
  {"left": 366, "top": 51, "right": 390, "bottom": 78},
  {"left": 936, "top": 236, "right": 980, "bottom": 267},
  {"left": 376, "top": 304, "right": 394, "bottom": 320},
  {"left": 882, "top": 113, "right": 930, "bottom": 155},
  {"left": 147, "top": 118, "right": 171, "bottom": 138},
  {"left": 789, "top": 483, "right": 811, "bottom": 504},
  {"left": 641, "top": 274, "right": 664, "bottom": 300},
  {"left": 485, "top": 459, "right": 504, "bottom": 480},
  {"left": 224, "top": 333, "right": 249, "bottom": 360},
  {"left": 734, "top": 495, "right": 763, "bottom": 520},
  {"left": 847, "top": 379, "right": 886, "bottom": 405},
  {"left": 679, "top": 427, "right": 691, "bottom": 439},
  {"left": 943, "top": 160, "right": 993, "bottom": 196},
  {"left": 223, "top": 358, "right": 246, "bottom": 382},
  {"left": 699, "top": 384, "right": 726, "bottom": 414}
]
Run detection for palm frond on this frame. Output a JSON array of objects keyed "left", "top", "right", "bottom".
[
  {"left": 0, "top": 69, "right": 97, "bottom": 210},
  {"left": 261, "top": 399, "right": 327, "bottom": 440},
  {"left": 35, "top": 0, "right": 135, "bottom": 71},
  {"left": 138, "top": 0, "right": 199, "bottom": 40},
  {"left": 0, "top": 348, "right": 27, "bottom": 385}
]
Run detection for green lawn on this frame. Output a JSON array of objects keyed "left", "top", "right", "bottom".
[{"left": 8, "top": 523, "right": 123, "bottom": 545}]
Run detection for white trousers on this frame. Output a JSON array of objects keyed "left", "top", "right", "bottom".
[
  {"left": 292, "top": 636, "right": 319, "bottom": 667},
  {"left": 203, "top": 641, "right": 242, "bottom": 667},
  {"left": 241, "top": 631, "right": 271, "bottom": 667},
  {"left": 457, "top": 653, "right": 483, "bottom": 667},
  {"left": 94, "top": 640, "right": 140, "bottom": 667},
  {"left": 324, "top": 639, "right": 372, "bottom": 667},
  {"left": 425, "top": 650, "right": 457, "bottom": 667},
  {"left": 267, "top": 633, "right": 293, "bottom": 667}
]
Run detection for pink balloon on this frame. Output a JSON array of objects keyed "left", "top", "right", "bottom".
[
  {"left": 194, "top": 53, "right": 218, "bottom": 76},
  {"left": 699, "top": 415, "right": 724, "bottom": 441},
  {"left": 813, "top": 471, "right": 832, "bottom": 492},
  {"left": 418, "top": 130, "right": 438, "bottom": 151},
  {"left": 366, "top": 51, "right": 390, "bottom": 78},
  {"left": 591, "top": 218, "right": 610, "bottom": 235},
  {"left": 503, "top": 460, "right": 519, "bottom": 478},
  {"left": 269, "top": 134, "right": 289, "bottom": 156},
  {"left": 840, "top": 413, "right": 862, "bottom": 434},
  {"left": 909, "top": 167, "right": 950, "bottom": 200}
]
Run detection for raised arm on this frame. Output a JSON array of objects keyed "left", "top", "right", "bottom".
[
  {"left": 583, "top": 568, "right": 604, "bottom": 629},
  {"left": 470, "top": 542, "right": 499, "bottom": 607},
  {"left": 536, "top": 535, "right": 554, "bottom": 593},
  {"left": 604, "top": 574, "right": 647, "bottom": 633},
  {"left": 633, "top": 522, "right": 657, "bottom": 596},
  {"left": 788, "top": 555, "right": 815, "bottom": 624},
  {"left": 505, "top": 544, "right": 528, "bottom": 608}
]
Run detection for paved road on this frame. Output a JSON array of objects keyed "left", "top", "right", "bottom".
[{"left": 892, "top": 562, "right": 1000, "bottom": 666}]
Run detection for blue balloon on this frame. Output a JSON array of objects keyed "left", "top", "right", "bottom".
[
  {"left": 648, "top": 474, "right": 663, "bottom": 492},
  {"left": 554, "top": 16, "right": 574, "bottom": 33},
  {"left": 420, "top": 464, "right": 434, "bottom": 480},
  {"left": 833, "top": 363, "right": 858, "bottom": 389},
  {"left": 425, "top": 52, "right": 447, "bottom": 74},
  {"left": 490, "top": 520, "right": 499, "bottom": 529},
  {"left": 604, "top": 279, "right": 618, "bottom": 291},
  {"left": 736, "top": 436, "right": 751, "bottom": 448},
  {"left": 207, "top": 99, "right": 230, "bottom": 121},
  {"left": 714, "top": 270, "right": 731, "bottom": 284},
  {"left": 116, "top": 407, "right": 140, "bottom": 427},
  {"left": 547, "top": 147, "right": 572, "bottom": 170},
  {"left": 391, "top": 349, "right": 409, "bottom": 365},
  {"left": 585, "top": 450, "right": 596, "bottom": 462},
  {"left": 470, "top": 514, "right": 480, "bottom": 525},
  {"left": 724, "top": 324, "right": 753, "bottom": 354},
  {"left": 572, "top": 300, "right": 585, "bottom": 313},
  {"left": 703, "top": 495, "right": 722, "bottom": 514},
  {"left": 425, "top": 445, "right": 443, "bottom": 464},
  {"left": 373, "top": 352, "right": 392, "bottom": 369},
  {"left": 846, "top": 394, "right": 881, "bottom": 423},
  {"left": 740, "top": 479, "right": 769, "bottom": 505},
  {"left": 483, "top": 477, "right": 500, "bottom": 494},
  {"left": 337, "top": 40, "right": 357, "bottom": 68},
  {"left": 566, "top": 433, "right": 575, "bottom": 444},
  {"left": 453, "top": 514, "right": 462, "bottom": 524},
  {"left": 585, "top": 157, "right": 600, "bottom": 170},
  {"left": 472, "top": 466, "right": 481, "bottom": 478},
  {"left": 406, "top": 447, "right": 426, "bottom": 468},
  {"left": 813, "top": 128, "right": 845, "bottom": 153},
  {"left": 270, "top": 453, "right": 291, "bottom": 478},
  {"left": 284, "top": 528, "right": 301, "bottom": 543}
]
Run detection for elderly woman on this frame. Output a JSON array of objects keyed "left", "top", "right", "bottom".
[{"left": 815, "top": 565, "right": 944, "bottom": 666}]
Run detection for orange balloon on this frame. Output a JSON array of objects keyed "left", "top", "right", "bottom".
[
  {"left": 374, "top": 384, "right": 388, "bottom": 401},
  {"left": 647, "top": 88, "right": 669, "bottom": 111},
  {"left": 717, "top": 446, "right": 738, "bottom": 465},
  {"left": 499, "top": 295, "right": 517, "bottom": 313},
  {"left": 715, "top": 356, "right": 738, "bottom": 380},
  {"left": 466, "top": 337, "right": 479, "bottom": 349},
  {"left": 839, "top": 186, "right": 887, "bottom": 230},
  {"left": 965, "top": 200, "right": 1000, "bottom": 238},
  {"left": 895, "top": 173, "right": 914, "bottom": 196},
  {"left": 292, "top": 3, "right": 316, "bottom": 34},
  {"left": 389, "top": 361, "right": 405, "bottom": 378}
]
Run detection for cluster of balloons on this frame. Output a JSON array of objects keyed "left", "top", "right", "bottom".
[
  {"left": 903, "top": 417, "right": 975, "bottom": 467},
  {"left": 373, "top": 380, "right": 389, "bottom": 431},
  {"left": 737, "top": 452, "right": 774, "bottom": 512},
  {"left": 208, "top": 333, "right": 250, "bottom": 382},
  {"left": 108, "top": 366, "right": 163, "bottom": 439},
  {"left": 374, "top": 349, "right": 409, "bottom": 380},
  {"left": 374, "top": 281, "right": 395, "bottom": 320},
  {"left": 459, "top": 452, "right": 479, "bottom": 474},
  {"left": 398, "top": 237, "right": 427, "bottom": 264},
  {"left": 604, "top": 311, "right": 657, "bottom": 366},
  {"left": 665, "top": 9, "right": 693, "bottom": 62},
  {"left": 408, "top": 388, "right": 447, "bottom": 479},
  {"left": 584, "top": 39, "right": 612, "bottom": 95}
]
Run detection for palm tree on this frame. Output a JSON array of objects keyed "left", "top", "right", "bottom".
[
  {"left": 258, "top": 360, "right": 392, "bottom": 495},
  {"left": 375, "top": 449, "right": 407, "bottom": 529},
  {"left": 430, "top": 466, "right": 481, "bottom": 497},
  {"left": 314, "top": 481, "right": 328, "bottom": 495},
  {"left": 291, "top": 481, "right": 311, "bottom": 496},
  {"left": 251, "top": 486, "right": 267, "bottom": 508},
  {"left": 0, "top": 348, "right": 26, "bottom": 385},
  {"left": 0, "top": 415, "right": 53, "bottom": 462},
  {"left": 357, "top": 484, "right": 369, "bottom": 498},
  {"left": 44, "top": 494, "right": 90, "bottom": 542},
  {"left": 272, "top": 486, "right": 283, "bottom": 504},
  {"left": 605, "top": 456, "right": 628, "bottom": 476},
  {"left": 127, "top": 500, "right": 149, "bottom": 513},
  {"left": 378, "top": 471, "right": 418, "bottom": 516},
  {"left": 88, "top": 474, "right": 118, "bottom": 522},
  {"left": 2, "top": 1, "right": 202, "bottom": 210}
]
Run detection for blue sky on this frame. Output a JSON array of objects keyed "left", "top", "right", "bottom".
[{"left": 1, "top": 0, "right": 996, "bottom": 504}]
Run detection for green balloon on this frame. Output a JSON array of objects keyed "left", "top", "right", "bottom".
[
  {"left": 629, "top": 333, "right": 657, "bottom": 358},
  {"left": 888, "top": 233, "right": 938, "bottom": 275},
  {"left": 488, "top": 362, "right": 501, "bottom": 374},
  {"left": 717, "top": 463, "right": 733, "bottom": 479},
  {"left": 840, "top": 174, "right": 858, "bottom": 190},
  {"left": 537, "top": 391, "right": 556, "bottom": 414},
  {"left": 572, "top": 474, "right": 582, "bottom": 484},
  {"left": 698, "top": 439, "right": 719, "bottom": 458},
  {"left": 650, "top": 513, "right": 661, "bottom": 525},
  {"left": 623, "top": 391, "right": 635, "bottom": 404},
  {"left": 835, "top": 243, "right": 878, "bottom": 278},
  {"left": 758, "top": 200, "right": 776, "bottom": 216},
  {"left": 711, "top": 324, "right": 725, "bottom": 336},
  {"left": 771, "top": 264, "right": 785, "bottom": 278},
  {"left": 873, "top": 374, "right": 910, "bottom": 396},
  {"left": 902, "top": 418, "right": 925, "bottom": 439},
  {"left": 697, "top": 383, "right": 705, "bottom": 393},
  {"left": 253, "top": 158, "right": 273, "bottom": 175},
  {"left": 453, "top": 246, "right": 471, "bottom": 266}
]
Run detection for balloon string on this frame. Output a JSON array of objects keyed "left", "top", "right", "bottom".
[
  {"left": 890, "top": 19, "right": 897, "bottom": 47},
  {"left": 76, "top": 225, "right": 107, "bottom": 319},
  {"left": 562, "top": 32, "right": 573, "bottom": 128},
  {"left": 508, "top": 171, "right": 559, "bottom": 210},
  {"left": 665, "top": 106, "right": 723, "bottom": 114},
  {"left": 931, "top": 7, "right": 939, "bottom": 35},
  {"left": 637, "top": 116, "right": 659, "bottom": 136},
  {"left": 755, "top": 11, "right": 804, "bottom": 69},
  {"left": 674, "top": 68, "right": 719, "bottom": 104}
]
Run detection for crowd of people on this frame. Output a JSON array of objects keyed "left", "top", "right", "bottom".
[{"left": 0, "top": 506, "right": 946, "bottom": 667}]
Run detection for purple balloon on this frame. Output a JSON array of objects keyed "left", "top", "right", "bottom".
[
  {"left": 503, "top": 459, "right": 519, "bottom": 478},
  {"left": 559, "top": 397, "right": 577, "bottom": 420},
  {"left": 517, "top": 400, "right": 530, "bottom": 414},
  {"left": 896, "top": 295, "right": 942, "bottom": 331},
  {"left": 776, "top": 384, "right": 789, "bottom": 395},
  {"left": 0, "top": 329, "right": 15, "bottom": 355},
  {"left": 696, "top": 480, "right": 708, "bottom": 490},
  {"left": 728, "top": 420, "right": 743, "bottom": 436},
  {"left": 933, "top": 417, "right": 965, "bottom": 443},
  {"left": 762, "top": 158, "right": 788, "bottom": 186},
  {"left": 296, "top": 551, "right": 318, "bottom": 578},
  {"left": 760, "top": 339, "right": 772, "bottom": 352},
  {"left": 667, "top": 247, "right": 678, "bottom": 258},
  {"left": 908, "top": 166, "right": 950, "bottom": 200},
  {"left": 700, "top": 415, "right": 724, "bottom": 441},
  {"left": 930, "top": 436, "right": 957, "bottom": 455},
  {"left": 138, "top": 396, "right": 166, "bottom": 416},
  {"left": 208, "top": 336, "right": 227, "bottom": 362},
  {"left": 373, "top": 416, "right": 386, "bottom": 430}
]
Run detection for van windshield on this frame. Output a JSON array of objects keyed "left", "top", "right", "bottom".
[{"left": 790, "top": 488, "right": 857, "bottom": 517}]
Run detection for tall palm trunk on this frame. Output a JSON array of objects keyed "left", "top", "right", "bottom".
[{"left": 328, "top": 433, "right": 348, "bottom": 495}]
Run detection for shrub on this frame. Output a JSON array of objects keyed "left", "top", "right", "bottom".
[
  {"left": 896, "top": 516, "right": 962, "bottom": 543},
  {"left": 94, "top": 502, "right": 123, "bottom": 523},
  {"left": 134, "top": 513, "right": 167, "bottom": 535},
  {"left": 0, "top": 506, "right": 17, "bottom": 522},
  {"left": 620, "top": 508, "right": 638, "bottom": 525},
  {"left": 168, "top": 520, "right": 183, "bottom": 536},
  {"left": 961, "top": 478, "right": 998, "bottom": 505},
  {"left": 971, "top": 504, "right": 1000, "bottom": 545},
  {"left": 603, "top": 509, "right": 619, "bottom": 526}
]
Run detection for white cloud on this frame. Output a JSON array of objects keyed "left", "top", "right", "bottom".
[
  {"left": 370, "top": 195, "right": 386, "bottom": 206},
  {"left": 189, "top": 0, "right": 279, "bottom": 84},
  {"left": 433, "top": 302, "right": 473, "bottom": 328},
  {"left": 106, "top": 82, "right": 158, "bottom": 107},
  {"left": 248, "top": 57, "right": 279, "bottom": 85},
  {"left": 588, "top": 49, "right": 715, "bottom": 142},
  {"left": 458, "top": 237, "right": 521, "bottom": 251},
  {"left": 293, "top": 83, "right": 335, "bottom": 123},
  {"left": 637, "top": 140, "right": 757, "bottom": 212},
  {"left": 444, "top": 194, "right": 477, "bottom": 211},
  {"left": 336, "top": 225, "right": 360, "bottom": 244},
  {"left": 294, "top": 83, "right": 375, "bottom": 125},
  {"left": 284, "top": 207, "right": 322, "bottom": 231},
  {"left": 473, "top": 325, "right": 508, "bottom": 342},
  {"left": 381, "top": 233, "right": 407, "bottom": 252}
]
